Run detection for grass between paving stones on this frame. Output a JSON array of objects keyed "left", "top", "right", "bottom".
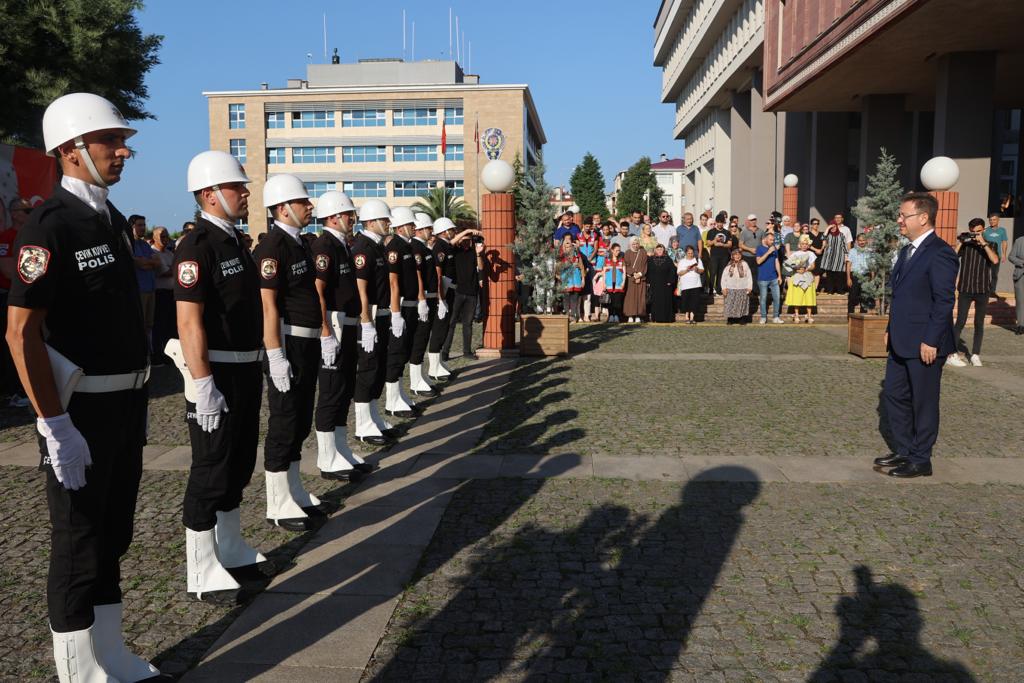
[
  {"left": 570, "top": 322, "right": 851, "bottom": 356},
  {"left": 475, "top": 352, "right": 1023, "bottom": 458},
  {"left": 365, "top": 477, "right": 1024, "bottom": 682},
  {"left": 0, "top": 464, "right": 348, "bottom": 680}
]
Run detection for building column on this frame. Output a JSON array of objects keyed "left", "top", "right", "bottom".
[
  {"left": 784, "top": 111, "right": 811, "bottom": 219},
  {"left": 858, "top": 94, "right": 913, "bottom": 195},
  {"left": 933, "top": 52, "right": 996, "bottom": 221},
  {"left": 749, "top": 70, "right": 781, "bottom": 215},
  {"left": 712, "top": 108, "right": 732, "bottom": 212},
  {"left": 808, "top": 112, "right": 849, "bottom": 224},
  {"left": 730, "top": 90, "right": 752, "bottom": 214}
]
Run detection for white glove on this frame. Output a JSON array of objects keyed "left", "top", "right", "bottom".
[
  {"left": 37, "top": 413, "right": 92, "bottom": 490},
  {"left": 266, "top": 347, "right": 292, "bottom": 393},
  {"left": 320, "top": 334, "right": 338, "bottom": 367},
  {"left": 360, "top": 322, "right": 377, "bottom": 353},
  {"left": 437, "top": 298, "right": 449, "bottom": 319},
  {"left": 417, "top": 299, "right": 429, "bottom": 322},
  {"left": 193, "top": 374, "right": 228, "bottom": 433},
  {"left": 391, "top": 311, "right": 405, "bottom": 338}
]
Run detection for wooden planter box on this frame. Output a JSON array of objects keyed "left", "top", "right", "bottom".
[
  {"left": 519, "top": 314, "right": 569, "bottom": 356},
  {"left": 848, "top": 313, "right": 889, "bottom": 358}
]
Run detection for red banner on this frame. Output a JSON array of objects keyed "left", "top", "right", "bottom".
[{"left": 1, "top": 144, "right": 57, "bottom": 229}]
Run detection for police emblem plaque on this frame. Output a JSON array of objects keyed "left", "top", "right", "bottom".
[{"left": 17, "top": 245, "right": 50, "bottom": 283}]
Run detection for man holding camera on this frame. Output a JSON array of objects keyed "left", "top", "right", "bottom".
[{"left": 947, "top": 218, "right": 1000, "bottom": 368}]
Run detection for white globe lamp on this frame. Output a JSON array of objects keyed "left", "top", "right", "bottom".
[
  {"left": 920, "top": 156, "right": 959, "bottom": 191},
  {"left": 783, "top": 174, "right": 799, "bottom": 188},
  {"left": 481, "top": 160, "right": 515, "bottom": 193},
  {"left": 568, "top": 203, "right": 580, "bottom": 214},
  {"left": 703, "top": 202, "right": 712, "bottom": 212}
]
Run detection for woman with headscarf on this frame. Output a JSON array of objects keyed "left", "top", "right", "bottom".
[
  {"left": 818, "top": 217, "right": 850, "bottom": 294},
  {"left": 675, "top": 245, "right": 704, "bottom": 324},
  {"left": 603, "top": 242, "right": 627, "bottom": 323},
  {"left": 557, "top": 234, "right": 585, "bottom": 323},
  {"left": 639, "top": 223, "right": 659, "bottom": 255},
  {"left": 647, "top": 243, "right": 677, "bottom": 323},
  {"left": 623, "top": 237, "right": 648, "bottom": 322},
  {"left": 785, "top": 239, "right": 818, "bottom": 323},
  {"left": 720, "top": 248, "right": 752, "bottom": 324}
]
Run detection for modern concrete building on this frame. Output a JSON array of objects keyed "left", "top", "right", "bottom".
[{"left": 204, "top": 59, "right": 545, "bottom": 234}]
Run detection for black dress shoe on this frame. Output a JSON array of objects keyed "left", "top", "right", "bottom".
[
  {"left": 303, "top": 500, "right": 340, "bottom": 517},
  {"left": 187, "top": 588, "right": 240, "bottom": 605},
  {"left": 267, "top": 516, "right": 315, "bottom": 532},
  {"left": 381, "top": 428, "right": 399, "bottom": 439},
  {"left": 888, "top": 462, "right": 932, "bottom": 478},
  {"left": 139, "top": 674, "right": 176, "bottom": 681},
  {"left": 320, "top": 468, "right": 364, "bottom": 482},
  {"left": 358, "top": 434, "right": 391, "bottom": 446},
  {"left": 429, "top": 374, "right": 450, "bottom": 383},
  {"left": 352, "top": 461, "right": 377, "bottom": 473},
  {"left": 412, "top": 388, "right": 438, "bottom": 397},
  {"left": 387, "top": 408, "right": 415, "bottom": 418},
  {"left": 873, "top": 454, "right": 908, "bottom": 467}
]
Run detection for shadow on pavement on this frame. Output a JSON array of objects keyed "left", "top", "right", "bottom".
[
  {"left": 810, "top": 565, "right": 976, "bottom": 681},
  {"left": 569, "top": 321, "right": 639, "bottom": 354}
]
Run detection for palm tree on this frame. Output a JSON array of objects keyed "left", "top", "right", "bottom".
[{"left": 411, "top": 187, "right": 477, "bottom": 223}]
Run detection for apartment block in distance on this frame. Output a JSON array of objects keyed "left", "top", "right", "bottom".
[{"left": 205, "top": 59, "right": 545, "bottom": 234}]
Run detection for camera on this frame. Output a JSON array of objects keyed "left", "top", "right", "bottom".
[{"left": 957, "top": 232, "right": 978, "bottom": 243}]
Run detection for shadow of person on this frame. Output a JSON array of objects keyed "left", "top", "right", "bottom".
[
  {"left": 368, "top": 465, "right": 760, "bottom": 681},
  {"left": 809, "top": 565, "right": 976, "bottom": 682}
]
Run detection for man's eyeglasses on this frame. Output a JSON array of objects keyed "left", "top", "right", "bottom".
[{"left": 898, "top": 212, "right": 923, "bottom": 221}]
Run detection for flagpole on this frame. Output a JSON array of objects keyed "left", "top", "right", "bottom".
[
  {"left": 442, "top": 121, "right": 447, "bottom": 219},
  {"left": 475, "top": 111, "right": 481, "bottom": 228}
]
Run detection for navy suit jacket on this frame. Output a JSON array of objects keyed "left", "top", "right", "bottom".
[{"left": 886, "top": 231, "right": 958, "bottom": 359}]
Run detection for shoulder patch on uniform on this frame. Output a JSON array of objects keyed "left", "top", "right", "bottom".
[
  {"left": 260, "top": 258, "right": 278, "bottom": 280},
  {"left": 437, "top": 252, "right": 446, "bottom": 262},
  {"left": 354, "top": 254, "right": 367, "bottom": 269},
  {"left": 414, "top": 253, "right": 422, "bottom": 265},
  {"left": 315, "top": 253, "right": 330, "bottom": 272},
  {"left": 17, "top": 245, "right": 50, "bottom": 283},
  {"left": 177, "top": 260, "right": 199, "bottom": 288},
  {"left": 387, "top": 250, "right": 399, "bottom": 265}
]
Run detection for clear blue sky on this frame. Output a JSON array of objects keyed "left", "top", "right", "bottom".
[{"left": 116, "top": 0, "right": 681, "bottom": 228}]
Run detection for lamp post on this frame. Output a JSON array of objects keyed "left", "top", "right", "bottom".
[
  {"left": 920, "top": 156, "right": 960, "bottom": 245},
  {"left": 478, "top": 160, "right": 519, "bottom": 357},
  {"left": 782, "top": 173, "right": 799, "bottom": 223}
]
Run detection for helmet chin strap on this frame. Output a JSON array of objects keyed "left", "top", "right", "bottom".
[
  {"left": 74, "top": 137, "right": 107, "bottom": 188},
  {"left": 212, "top": 185, "right": 238, "bottom": 220},
  {"left": 281, "top": 202, "right": 304, "bottom": 228}
]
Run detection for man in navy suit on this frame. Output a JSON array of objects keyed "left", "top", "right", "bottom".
[{"left": 875, "top": 192, "right": 958, "bottom": 477}]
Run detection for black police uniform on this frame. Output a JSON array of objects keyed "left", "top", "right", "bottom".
[
  {"left": 312, "top": 229, "right": 360, "bottom": 432},
  {"left": 409, "top": 236, "right": 437, "bottom": 366},
  {"left": 429, "top": 236, "right": 456, "bottom": 355},
  {"left": 252, "top": 225, "right": 322, "bottom": 473},
  {"left": 442, "top": 243, "right": 480, "bottom": 358},
  {"left": 384, "top": 235, "right": 420, "bottom": 383},
  {"left": 351, "top": 231, "right": 391, "bottom": 402},
  {"left": 10, "top": 185, "right": 148, "bottom": 632},
  {"left": 173, "top": 217, "right": 264, "bottom": 532}
]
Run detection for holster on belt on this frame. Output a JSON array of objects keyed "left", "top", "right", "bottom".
[
  {"left": 329, "top": 311, "right": 345, "bottom": 341},
  {"left": 44, "top": 344, "right": 84, "bottom": 411},
  {"left": 163, "top": 338, "right": 198, "bottom": 402}
]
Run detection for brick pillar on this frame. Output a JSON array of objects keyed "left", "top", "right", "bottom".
[
  {"left": 930, "top": 191, "right": 958, "bottom": 246},
  {"left": 479, "top": 192, "right": 519, "bottom": 357},
  {"left": 782, "top": 186, "right": 798, "bottom": 223}
]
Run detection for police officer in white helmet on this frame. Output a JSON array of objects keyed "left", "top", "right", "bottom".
[
  {"left": 252, "top": 175, "right": 332, "bottom": 531},
  {"left": 382, "top": 206, "right": 424, "bottom": 417},
  {"left": 6, "top": 93, "right": 168, "bottom": 681},
  {"left": 168, "top": 150, "right": 270, "bottom": 603},
  {"left": 407, "top": 212, "right": 440, "bottom": 396}
]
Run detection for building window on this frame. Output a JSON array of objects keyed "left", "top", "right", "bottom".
[
  {"left": 235, "top": 219, "right": 249, "bottom": 233},
  {"left": 292, "top": 110, "right": 335, "bottom": 128},
  {"left": 342, "top": 109, "right": 386, "bottom": 127},
  {"left": 267, "top": 147, "right": 286, "bottom": 164},
  {"left": 342, "top": 145, "right": 387, "bottom": 163},
  {"left": 394, "top": 180, "right": 435, "bottom": 197},
  {"left": 292, "top": 146, "right": 335, "bottom": 164},
  {"left": 266, "top": 112, "right": 286, "bottom": 129},
  {"left": 305, "top": 182, "right": 335, "bottom": 198},
  {"left": 228, "top": 103, "right": 245, "bottom": 129},
  {"left": 394, "top": 145, "right": 438, "bottom": 162},
  {"left": 445, "top": 144, "right": 464, "bottom": 161},
  {"left": 343, "top": 181, "right": 387, "bottom": 198},
  {"left": 393, "top": 108, "right": 437, "bottom": 126},
  {"left": 445, "top": 180, "right": 464, "bottom": 197},
  {"left": 444, "top": 107, "right": 464, "bottom": 125},
  {"left": 229, "top": 139, "right": 246, "bottom": 164},
  {"left": 303, "top": 219, "right": 322, "bottom": 235}
]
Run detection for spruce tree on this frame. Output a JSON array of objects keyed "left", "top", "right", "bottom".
[
  {"left": 616, "top": 156, "right": 664, "bottom": 217},
  {"left": 852, "top": 148, "right": 905, "bottom": 315},
  {"left": 569, "top": 152, "right": 608, "bottom": 219},
  {"left": 513, "top": 153, "right": 557, "bottom": 313}
]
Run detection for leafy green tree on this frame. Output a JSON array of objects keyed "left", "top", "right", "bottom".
[
  {"left": 0, "top": 0, "right": 163, "bottom": 147},
  {"left": 616, "top": 156, "right": 664, "bottom": 218},
  {"left": 513, "top": 153, "right": 557, "bottom": 312},
  {"left": 852, "top": 148, "right": 905, "bottom": 315},
  {"left": 411, "top": 186, "right": 477, "bottom": 223},
  {"left": 569, "top": 152, "right": 608, "bottom": 219},
  {"left": 511, "top": 152, "right": 525, "bottom": 217}
]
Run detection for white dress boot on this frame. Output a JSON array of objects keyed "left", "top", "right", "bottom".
[
  {"left": 92, "top": 603, "right": 160, "bottom": 682},
  {"left": 354, "top": 402, "right": 385, "bottom": 441},
  {"left": 265, "top": 470, "right": 310, "bottom": 530},
  {"left": 214, "top": 508, "right": 266, "bottom": 568},
  {"left": 385, "top": 381, "right": 415, "bottom": 416},
  {"left": 316, "top": 430, "right": 357, "bottom": 480},
  {"left": 369, "top": 399, "right": 395, "bottom": 431},
  {"left": 334, "top": 427, "right": 374, "bottom": 471},
  {"left": 51, "top": 624, "right": 116, "bottom": 683},
  {"left": 397, "top": 380, "right": 417, "bottom": 409},
  {"left": 427, "top": 352, "right": 451, "bottom": 381},
  {"left": 287, "top": 461, "right": 321, "bottom": 508},
  {"left": 408, "top": 364, "right": 436, "bottom": 395},
  {"left": 186, "top": 528, "right": 241, "bottom": 600}
]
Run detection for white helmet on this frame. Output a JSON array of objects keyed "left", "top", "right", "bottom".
[
  {"left": 187, "top": 151, "right": 250, "bottom": 192},
  {"left": 263, "top": 174, "right": 309, "bottom": 208},
  {"left": 43, "top": 93, "right": 137, "bottom": 188},
  {"left": 414, "top": 212, "right": 434, "bottom": 230},
  {"left": 358, "top": 199, "right": 391, "bottom": 223},
  {"left": 315, "top": 190, "right": 356, "bottom": 219},
  {"left": 390, "top": 206, "right": 416, "bottom": 228},
  {"left": 43, "top": 93, "right": 136, "bottom": 155},
  {"left": 433, "top": 217, "right": 456, "bottom": 234}
]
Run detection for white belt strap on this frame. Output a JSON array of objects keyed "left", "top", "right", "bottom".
[
  {"left": 208, "top": 349, "right": 266, "bottom": 363},
  {"left": 424, "top": 292, "right": 437, "bottom": 299},
  {"left": 75, "top": 368, "right": 150, "bottom": 393},
  {"left": 281, "top": 322, "right": 320, "bottom": 339},
  {"left": 400, "top": 300, "right": 419, "bottom": 308},
  {"left": 370, "top": 305, "right": 391, "bottom": 318}
]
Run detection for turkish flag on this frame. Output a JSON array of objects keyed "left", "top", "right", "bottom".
[
  {"left": 0, "top": 143, "right": 57, "bottom": 228},
  {"left": 441, "top": 122, "right": 447, "bottom": 156}
]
